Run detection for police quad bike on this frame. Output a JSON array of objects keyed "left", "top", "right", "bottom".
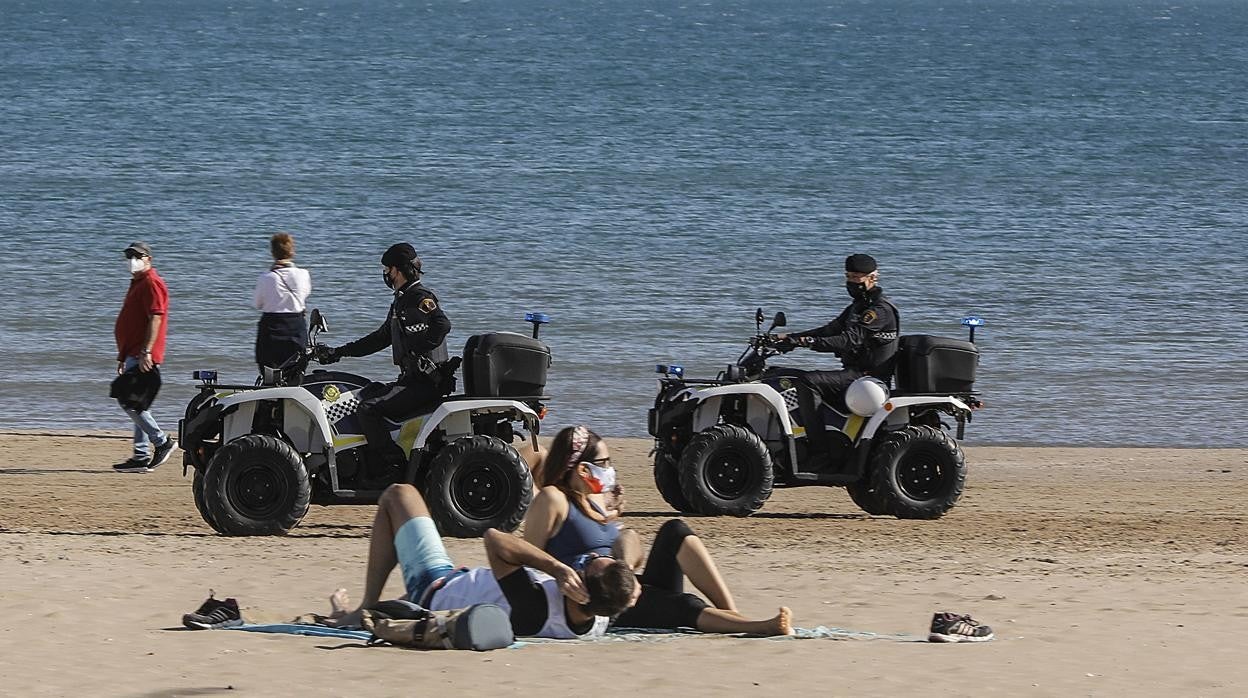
[
  {"left": 179, "top": 309, "right": 554, "bottom": 537},
  {"left": 648, "top": 309, "right": 985, "bottom": 519}
]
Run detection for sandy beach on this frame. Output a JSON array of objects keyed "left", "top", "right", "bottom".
[{"left": 1, "top": 431, "right": 1245, "bottom": 696}]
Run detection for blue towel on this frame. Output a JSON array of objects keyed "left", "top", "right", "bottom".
[{"left": 230, "top": 623, "right": 372, "bottom": 641}]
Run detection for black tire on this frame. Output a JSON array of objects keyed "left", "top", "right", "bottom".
[
  {"left": 845, "top": 480, "right": 890, "bottom": 516},
  {"left": 654, "top": 447, "right": 696, "bottom": 513},
  {"left": 424, "top": 435, "right": 534, "bottom": 538},
  {"left": 868, "top": 425, "right": 966, "bottom": 519},
  {"left": 192, "top": 469, "right": 227, "bottom": 534},
  {"left": 677, "top": 424, "right": 773, "bottom": 516},
  {"left": 202, "top": 434, "right": 311, "bottom": 536}
]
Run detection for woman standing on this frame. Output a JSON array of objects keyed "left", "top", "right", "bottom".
[{"left": 253, "top": 232, "right": 312, "bottom": 381}]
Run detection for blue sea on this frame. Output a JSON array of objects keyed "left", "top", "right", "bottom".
[{"left": 1, "top": 0, "right": 1245, "bottom": 446}]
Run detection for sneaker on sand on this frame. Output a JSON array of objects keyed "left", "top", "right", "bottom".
[
  {"left": 183, "top": 593, "right": 242, "bottom": 630},
  {"left": 113, "top": 456, "right": 152, "bottom": 473},
  {"left": 928, "top": 612, "right": 993, "bottom": 643},
  {"left": 150, "top": 438, "right": 178, "bottom": 469}
]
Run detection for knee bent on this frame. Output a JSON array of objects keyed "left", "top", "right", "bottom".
[{"left": 658, "top": 518, "right": 696, "bottom": 541}]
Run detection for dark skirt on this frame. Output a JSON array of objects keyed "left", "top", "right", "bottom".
[{"left": 256, "top": 312, "right": 307, "bottom": 371}]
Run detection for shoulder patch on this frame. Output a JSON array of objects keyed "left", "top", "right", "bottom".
[
  {"left": 861, "top": 309, "right": 877, "bottom": 324},
  {"left": 419, "top": 297, "right": 438, "bottom": 313}
]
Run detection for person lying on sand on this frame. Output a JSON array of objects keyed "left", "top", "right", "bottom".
[
  {"left": 523, "top": 425, "right": 793, "bottom": 636},
  {"left": 324, "top": 483, "right": 639, "bottom": 639}
]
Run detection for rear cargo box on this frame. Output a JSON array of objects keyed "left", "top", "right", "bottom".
[
  {"left": 894, "top": 335, "right": 978, "bottom": 394},
  {"left": 462, "top": 332, "right": 551, "bottom": 398}
]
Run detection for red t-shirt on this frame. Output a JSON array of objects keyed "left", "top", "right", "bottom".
[{"left": 115, "top": 269, "right": 169, "bottom": 364}]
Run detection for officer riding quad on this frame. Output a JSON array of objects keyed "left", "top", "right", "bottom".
[
  {"left": 179, "top": 309, "right": 553, "bottom": 538},
  {"left": 648, "top": 309, "right": 985, "bottom": 519}
]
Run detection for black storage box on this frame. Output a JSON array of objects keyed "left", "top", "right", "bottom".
[
  {"left": 894, "top": 335, "right": 978, "bottom": 394},
  {"left": 462, "top": 332, "right": 551, "bottom": 398}
]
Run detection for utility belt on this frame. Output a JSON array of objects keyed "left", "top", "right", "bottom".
[{"left": 398, "top": 354, "right": 460, "bottom": 396}]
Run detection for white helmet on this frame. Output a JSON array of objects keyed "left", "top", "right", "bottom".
[{"left": 845, "top": 377, "right": 890, "bottom": 416}]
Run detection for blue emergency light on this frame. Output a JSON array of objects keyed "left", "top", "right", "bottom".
[
  {"left": 656, "top": 364, "right": 685, "bottom": 378},
  {"left": 960, "top": 316, "right": 985, "bottom": 343},
  {"left": 193, "top": 370, "right": 218, "bottom": 383}
]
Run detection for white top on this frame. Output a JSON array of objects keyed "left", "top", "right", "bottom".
[
  {"left": 428, "top": 567, "right": 608, "bottom": 640},
  {"left": 253, "top": 264, "right": 311, "bottom": 314}
]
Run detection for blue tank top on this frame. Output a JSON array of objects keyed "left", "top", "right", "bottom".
[{"left": 545, "top": 498, "right": 620, "bottom": 567}]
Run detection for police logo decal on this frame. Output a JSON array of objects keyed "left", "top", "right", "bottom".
[
  {"left": 419, "top": 298, "right": 438, "bottom": 313},
  {"left": 861, "top": 309, "right": 877, "bottom": 324},
  {"left": 322, "top": 385, "right": 341, "bottom": 403}
]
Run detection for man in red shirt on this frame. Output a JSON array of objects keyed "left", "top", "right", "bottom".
[{"left": 113, "top": 242, "right": 177, "bottom": 472}]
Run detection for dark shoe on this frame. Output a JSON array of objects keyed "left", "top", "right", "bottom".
[
  {"left": 113, "top": 456, "right": 152, "bottom": 473},
  {"left": 183, "top": 592, "right": 242, "bottom": 630},
  {"left": 928, "top": 612, "right": 993, "bottom": 643},
  {"left": 150, "top": 438, "right": 178, "bottom": 469}
]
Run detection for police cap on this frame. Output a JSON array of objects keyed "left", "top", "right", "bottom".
[
  {"left": 381, "top": 243, "right": 419, "bottom": 268},
  {"left": 845, "top": 254, "right": 878, "bottom": 273}
]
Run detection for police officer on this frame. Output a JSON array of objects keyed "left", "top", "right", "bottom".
[
  {"left": 325, "top": 243, "right": 452, "bottom": 469},
  {"left": 776, "top": 253, "right": 900, "bottom": 402}
]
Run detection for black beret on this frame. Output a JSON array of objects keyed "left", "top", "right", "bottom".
[
  {"left": 845, "top": 254, "right": 878, "bottom": 273},
  {"left": 381, "top": 243, "right": 419, "bottom": 267}
]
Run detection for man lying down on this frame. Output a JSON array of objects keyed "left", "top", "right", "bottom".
[{"left": 323, "top": 484, "right": 640, "bottom": 639}]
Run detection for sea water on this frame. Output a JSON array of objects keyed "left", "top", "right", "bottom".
[{"left": 1, "top": 0, "right": 1245, "bottom": 445}]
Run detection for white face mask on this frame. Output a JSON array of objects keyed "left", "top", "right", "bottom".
[
  {"left": 584, "top": 462, "right": 617, "bottom": 493},
  {"left": 127, "top": 257, "right": 146, "bottom": 274}
]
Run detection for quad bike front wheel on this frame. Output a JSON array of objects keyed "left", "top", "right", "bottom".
[
  {"left": 868, "top": 425, "right": 966, "bottom": 519},
  {"left": 844, "top": 480, "right": 890, "bottom": 516},
  {"left": 423, "top": 435, "right": 534, "bottom": 538},
  {"left": 678, "top": 424, "right": 773, "bottom": 516},
  {"left": 653, "top": 446, "right": 695, "bottom": 513},
  {"left": 201, "top": 434, "right": 311, "bottom": 535}
]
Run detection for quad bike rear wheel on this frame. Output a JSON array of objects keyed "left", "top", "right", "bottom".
[
  {"left": 678, "top": 424, "right": 773, "bottom": 516},
  {"left": 654, "top": 447, "right": 696, "bottom": 513},
  {"left": 202, "top": 434, "right": 311, "bottom": 535},
  {"left": 868, "top": 425, "right": 966, "bottom": 519},
  {"left": 423, "top": 435, "right": 534, "bottom": 538},
  {"left": 192, "top": 469, "right": 227, "bottom": 534}
]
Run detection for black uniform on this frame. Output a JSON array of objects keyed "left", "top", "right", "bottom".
[
  {"left": 790, "top": 286, "right": 900, "bottom": 401},
  {"left": 338, "top": 280, "right": 452, "bottom": 465}
]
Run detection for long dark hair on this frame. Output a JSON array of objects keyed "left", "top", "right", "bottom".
[{"left": 540, "top": 425, "right": 604, "bottom": 489}]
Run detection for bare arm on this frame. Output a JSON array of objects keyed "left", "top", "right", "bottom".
[
  {"left": 138, "top": 314, "right": 163, "bottom": 372},
  {"left": 522, "top": 487, "right": 567, "bottom": 551},
  {"left": 483, "top": 528, "right": 587, "bottom": 604}
]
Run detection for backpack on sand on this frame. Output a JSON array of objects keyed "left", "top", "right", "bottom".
[{"left": 362, "top": 599, "right": 513, "bottom": 651}]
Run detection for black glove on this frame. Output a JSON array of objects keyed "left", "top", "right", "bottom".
[
  {"left": 774, "top": 336, "right": 798, "bottom": 353},
  {"left": 321, "top": 345, "right": 343, "bottom": 364}
]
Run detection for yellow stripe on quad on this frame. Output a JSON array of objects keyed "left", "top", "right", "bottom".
[
  {"left": 397, "top": 417, "right": 425, "bottom": 457},
  {"left": 792, "top": 425, "right": 807, "bottom": 438},
  {"left": 843, "top": 414, "right": 866, "bottom": 440},
  {"left": 332, "top": 435, "right": 366, "bottom": 448}
]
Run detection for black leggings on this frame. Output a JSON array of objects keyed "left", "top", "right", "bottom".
[{"left": 612, "top": 519, "right": 709, "bottom": 630}]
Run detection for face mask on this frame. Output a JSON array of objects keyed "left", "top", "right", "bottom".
[
  {"left": 128, "top": 257, "right": 146, "bottom": 274},
  {"left": 581, "top": 462, "right": 617, "bottom": 494},
  {"left": 846, "top": 281, "right": 868, "bottom": 300},
  {"left": 382, "top": 269, "right": 396, "bottom": 289}
]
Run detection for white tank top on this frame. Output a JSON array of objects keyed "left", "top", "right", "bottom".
[{"left": 427, "top": 567, "right": 607, "bottom": 640}]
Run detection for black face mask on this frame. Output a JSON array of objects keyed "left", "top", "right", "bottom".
[
  {"left": 383, "top": 269, "right": 396, "bottom": 289},
  {"left": 846, "top": 281, "right": 869, "bottom": 300}
]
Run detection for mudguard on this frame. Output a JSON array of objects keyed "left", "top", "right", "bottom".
[
  {"left": 859, "top": 396, "right": 971, "bottom": 440},
  {"left": 216, "top": 387, "right": 335, "bottom": 452},
  {"left": 407, "top": 400, "right": 541, "bottom": 452},
  {"left": 688, "top": 384, "right": 794, "bottom": 439}
]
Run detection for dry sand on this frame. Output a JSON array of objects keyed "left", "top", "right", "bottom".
[{"left": 1, "top": 431, "right": 1246, "bottom": 696}]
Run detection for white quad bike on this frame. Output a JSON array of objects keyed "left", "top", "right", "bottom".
[
  {"left": 179, "top": 310, "right": 553, "bottom": 537},
  {"left": 648, "top": 309, "right": 985, "bottom": 519}
]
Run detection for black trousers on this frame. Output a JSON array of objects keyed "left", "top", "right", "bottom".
[
  {"left": 612, "top": 519, "right": 709, "bottom": 630},
  {"left": 256, "top": 312, "right": 307, "bottom": 377},
  {"left": 357, "top": 377, "right": 437, "bottom": 464}
]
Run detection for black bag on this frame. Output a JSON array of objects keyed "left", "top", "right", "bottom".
[{"left": 110, "top": 366, "right": 162, "bottom": 412}]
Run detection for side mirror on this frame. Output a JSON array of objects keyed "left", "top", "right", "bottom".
[
  {"left": 754, "top": 308, "right": 765, "bottom": 326},
  {"left": 772, "top": 311, "right": 787, "bottom": 329},
  {"left": 310, "top": 308, "right": 328, "bottom": 333}
]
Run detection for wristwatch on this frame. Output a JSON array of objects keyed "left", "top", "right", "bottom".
[{"left": 140, "top": 349, "right": 152, "bottom": 356}]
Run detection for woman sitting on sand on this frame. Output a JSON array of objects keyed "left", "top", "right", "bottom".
[{"left": 522, "top": 424, "right": 792, "bottom": 636}]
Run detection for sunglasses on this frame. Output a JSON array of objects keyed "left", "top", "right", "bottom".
[
  {"left": 585, "top": 456, "right": 611, "bottom": 467},
  {"left": 124, "top": 250, "right": 148, "bottom": 260}
]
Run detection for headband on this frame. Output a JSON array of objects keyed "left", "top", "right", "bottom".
[{"left": 565, "top": 425, "right": 590, "bottom": 470}]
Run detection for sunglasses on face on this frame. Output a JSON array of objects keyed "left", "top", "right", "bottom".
[
  {"left": 124, "top": 250, "right": 148, "bottom": 260},
  {"left": 585, "top": 456, "right": 611, "bottom": 467}
]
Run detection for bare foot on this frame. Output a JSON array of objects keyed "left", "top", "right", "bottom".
[
  {"left": 328, "top": 588, "right": 351, "bottom": 619},
  {"left": 772, "top": 607, "right": 794, "bottom": 636}
]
